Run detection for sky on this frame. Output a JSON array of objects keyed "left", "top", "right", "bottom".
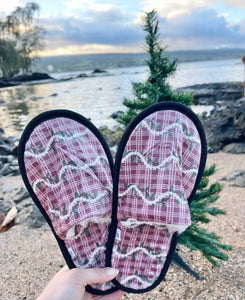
[{"left": 1, "top": 0, "right": 245, "bottom": 56}]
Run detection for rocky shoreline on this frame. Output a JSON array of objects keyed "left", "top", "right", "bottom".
[
  {"left": 0, "top": 70, "right": 109, "bottom": 89},
  {"left": 176, "top": 82, "right": 244, "bottom": 105}
]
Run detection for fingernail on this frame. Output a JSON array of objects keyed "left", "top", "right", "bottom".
[{"left": 106, "top": 267, "right": 119, "bottom": 277}]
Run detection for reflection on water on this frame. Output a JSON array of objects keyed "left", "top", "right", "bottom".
[
  {"left": 0, "top": 85, "right": 35, "bottom": 102},
  {"left": 5, "top": 101, "right": 30, "bottom": 133},
  {"left": 0, "top": 70, "right": 147, "bottom": 137},
  {"left": 0, "top": 59, "right": 243, "bottom": 137}
]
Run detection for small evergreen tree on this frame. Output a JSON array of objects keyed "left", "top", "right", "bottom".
[
  {"left": 118, "top": 10, "right": 192, "bottom": 127},
  {"left": 118, "top": 10, "right": 232, "bottom": 266}
]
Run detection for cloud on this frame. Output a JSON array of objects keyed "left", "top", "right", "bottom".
[
  {"left": 141, "top": 0, "right": 215, "bottom": 19},
  {"left": 41, "top": 1, "right": 141, "bottom": 47},
  {"left": 221, "top": 0, "right": 245, "bottom": 8},
  {"left": 41, "top": 12, "right": 143, "bottom": 50},
  {"left": 39, "top": 2, "right": 245, "bottom": 55},
  {"left": 0, "top": 0, "right": 26, "bottom": 14},
  {"left": 156, "top": 7, "right": 244, "bottom": 50}
]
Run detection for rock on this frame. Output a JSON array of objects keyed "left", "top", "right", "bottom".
[
  {"left": 5, "top": 135, "right": 17, "bottom": 145},
  {"left": 15, "top": 205, "right": 45, "bottom": 228},
  {"left": 221, "top": 170, "right": 245, "bottom": 187},
  {"left": 202, "top": 103, "right": 245, "bottom": 152},
  {"left": 0, "top": 155, "right": 8, "bottom": 164},
  {"left": 1, "top": 164, "right": 14, "bottom": 176},
  {"left": 50, "top": 93, "right": 58, "bottom": 97},
  {"left": 30, "top": 96, "right": 44, "bottom": 101},
  {"left": 11, "top": 159, "right": 19, "bottom": 166},
  {"left": 0, "top": 134, "right": 19, "bottom": 176},
  {"left": 13, "top": 188, "right": 30, "bottom": 204},
  {"left": 77, "top": 73, "right": 88, "bottom": 78},
  {"left": 10, "top": 142, "right": 19, "bottom": 156},
  {"left": 176, "top": 82, "right": 244, "bottom": 105},
  {"left": 17, "top": 197, "right": 33, "bottom": 209},
  {"left": 92, "top": 69, "right": 107, "bottom": 73},
  {"left": 110, "top": 111, "right": 124, "bottom": 119},
  {"left": 223, "top": 143, "right": 245, "bottom": 154},
  {"left": 99, "top": 126, "right": 124, "bottom": 148},
  {"left": 0, "top": 145, "right": 11, "bottom": 155},
  {"left": 0, "top": 80, "right": 19, "bottom": 88},
  {"left": 0, "top": 198, "right": 13, "bottom": 214},
  {"left": 0, "top": 210, "right": 5, "bottom": 226},
  {"left": 0, "top": 163, "right": 19, "bottom": 176},
  {"left": 0, "top": 73, "right": 54, "bottom": 89},
  {"left": 13, "top": 72, "right": 53, "bottom": 82}
]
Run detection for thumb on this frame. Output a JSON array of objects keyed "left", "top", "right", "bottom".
[{"left": 73, "top": 267, "right": 119, "bottom": 286}]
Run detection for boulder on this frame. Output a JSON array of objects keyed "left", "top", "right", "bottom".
[
  {"left": 202, "top": 103, "right": 245, "bottom": 152},
  {"left": 92, "top": 68, "right": 107, "bottom": 73},
  {"left": 221, "top": 170, "right": 245, "bottom": 187},
  {"left": 223, "top": 143, "right": 245, "bottom": 154},
  {"left": 110, "top": 111, "right": 124, "bottom": 119},
  {"left": 13, "top": 187, "right": 30, "bottom": 204},
  {"left": 13, "top": 72, "right": 53, "bottom": 82},
  {"left": 0, "top": 73, "right": 54, "bottom": 88},
  {"left": 0, "top": 80, "right": 19, "bottom": 88},
  {"left": 99, "top": 126, "right": 124, "bottom": 148},
  {"left": 77, "top": 73, "right": 88, "bottom": 78},
  {"left": 176, "top": 82, "right": 244, "bottom": 105},
  {"left": 0, "top": 197, "right": 13, "bottom": 214},
  {"left": 15, "top": 205, "right": 45, "bottom": 228},
  {"left": 0, "top": 145, "right": 11, "bottom": 155}
]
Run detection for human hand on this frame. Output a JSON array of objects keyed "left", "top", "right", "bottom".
[{"left": 37, "top": 266, "right": 125, "bottom": 300}]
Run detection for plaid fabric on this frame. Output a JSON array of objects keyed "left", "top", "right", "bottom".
[
  {"left": 23, "top": 117, "right": 113, "bottom": 291},
  {"left": 112, "top": 109, "right": 202, "bottom": 290}
]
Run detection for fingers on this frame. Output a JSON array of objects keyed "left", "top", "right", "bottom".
[{"left": 70, "top": 267, "right": 119, "bottom": 286}]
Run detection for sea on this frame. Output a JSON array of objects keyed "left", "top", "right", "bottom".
[{"left": 0, "top": 58, "right": 244, "bottom": 137}]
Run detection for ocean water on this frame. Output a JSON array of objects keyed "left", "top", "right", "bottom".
[{"left": 0, "top": 58, "right": 243, "bottom": 137}]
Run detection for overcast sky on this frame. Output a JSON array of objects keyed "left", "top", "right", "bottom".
[{"left": 1, "top": 0, "right": 245, "bottom": 56}]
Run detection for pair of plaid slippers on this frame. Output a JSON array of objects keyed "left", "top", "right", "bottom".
[{"left": 18, "top": 102, "right": 207, "bottom": 295}]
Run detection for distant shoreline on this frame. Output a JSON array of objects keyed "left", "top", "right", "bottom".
[{"left": 33, "top": 49, "right": 245, "bottom": 74}]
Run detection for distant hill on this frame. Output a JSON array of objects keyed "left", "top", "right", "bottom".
[{"left": 33, "top": 49, "right": 245, "bottom": 73}]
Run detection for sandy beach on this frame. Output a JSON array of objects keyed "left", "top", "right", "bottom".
[{"left": 0, "top": 151, "right": 244, "bottom": 300}]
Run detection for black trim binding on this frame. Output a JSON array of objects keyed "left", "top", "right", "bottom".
[
  {"left": 106, "top": 101, "right": 207, "bottom": 293},
  {"left": 18, "top": 109, "right": 118, "bottom": 296}
]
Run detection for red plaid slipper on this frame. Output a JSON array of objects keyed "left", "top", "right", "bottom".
[
  {"left": 18, "top": 110, "right": 117, "bottom": 295},
  {"left": 106, "top": 102, "right": 207, "bottom": 293}
]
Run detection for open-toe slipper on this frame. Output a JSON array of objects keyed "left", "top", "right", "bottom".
[
  {"left": 106, "top": 102, "right": 207, "bottom": 293},
  {"left": 18, "top": 110, "right": 117, "bottom": 295}
]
